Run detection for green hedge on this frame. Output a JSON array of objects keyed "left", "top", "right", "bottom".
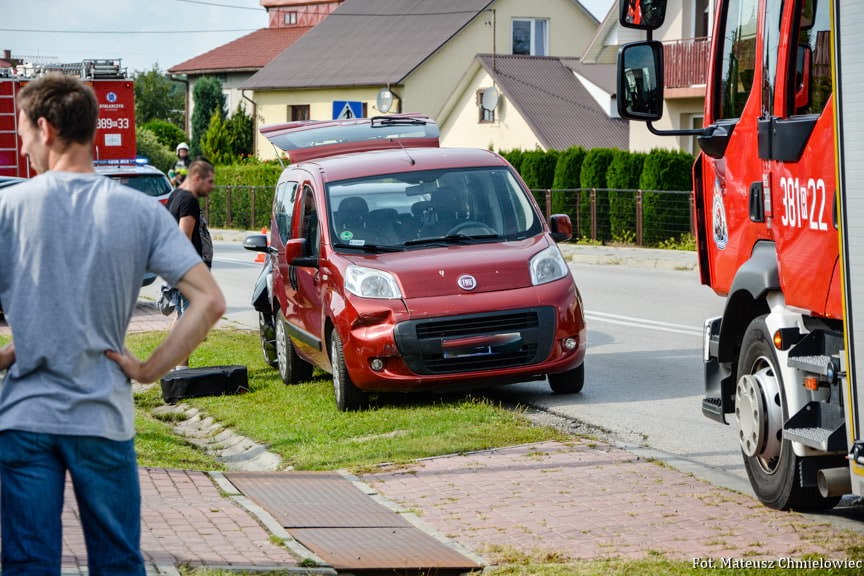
[
  {"left": 140, "top": 120, "right": 187, "bottom": 152},
  {"left": 639, "top": 149, "right": 695, "bottom": 245},
  {"left": 205, "top": 163, "right": 283, "bottom": 229},
  {"left": 579, "top": 148, "right": 616, "bottom": 241},
  {"left": 498, "top": 149, "right": 525, "bottom": 173},
  {"left": 135, "top": 127, "right": 175, "bottom": 173},
  {"left": 606, "top": 150, "right": 646, "bottom": 243},
  {"left": 550, "top": 147, "right": 586, "bottom": 228},
  {"left": 520, "top": 150, "right": 559, "bottom": 207}
]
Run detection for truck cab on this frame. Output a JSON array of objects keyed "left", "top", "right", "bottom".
[{"left": 617, "top": 0, "right": 860, "bottom": 511}]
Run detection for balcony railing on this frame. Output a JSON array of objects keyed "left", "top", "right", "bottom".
[{"left": 663, "top": 37, "right": 711, "bottom": 90}]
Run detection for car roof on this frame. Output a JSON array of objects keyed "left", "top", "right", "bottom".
[
  {"left": 0, "top": 176, "right": 25, "bottom": 188},
  {"left": 295, "top": 146, "right": 510, "bottom": 183},
  {"left": 262, "top": 114, "right": 440, "bottom": 164},
  {"left": 94, "top": 162, "right": 167, "bottom": 177}
]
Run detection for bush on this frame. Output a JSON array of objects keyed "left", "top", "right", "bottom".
[
  {"left": 520, "top": 149, "right": 560, "bottom": 207},
  {"left": 200, "top": 109, "right": 233, "bottom": 165},
  {"left": 205, "top": 163, "right": 284, "bottom": 229},
  {"left": 606, "top": 150, "right": 646, "bottom": 243},
  {"left": 550, "top": 146, "right": 586, "bottom": 232},
  {"left": 135, "top": 127, "right": 175, "bottom": 174},
  {"left": 498, "top": 149, "right": 525, "bottom": 173},
  {"left": 639, "top": 149, "right": 695, "bottom": 245},
  {"left": 579, "top": 148, "right": 616, "bottom": 241},
  {"left": 140, "top": 120, "right": 187, "bottom": 152}
]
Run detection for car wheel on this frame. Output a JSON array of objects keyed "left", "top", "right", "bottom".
[
  {"left": 737, "top": 315, "right": 839, "bottom": 511},
  {"left": 275, "top": 310, "right": 313, "bottom": 385},
  {"left": 548, "top": 363, "right": 585, "bottom": 394},
  {"left": 259, "top": 311, "right": 278, "bottom": 368},
  {"left": 330, "top": 328, "right": 368, "bottom": 411}
]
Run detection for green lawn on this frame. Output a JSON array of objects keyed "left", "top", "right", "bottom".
[{"left": 127, "top": 329, "right": 564, "bottom": 471}]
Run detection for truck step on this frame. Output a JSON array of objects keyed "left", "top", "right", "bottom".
[
  {"left": 783, "top": 402, "right": 846, "bottom": 451},
  {"left": 787, "top": 354, "right": 833, "bottom": 376}
]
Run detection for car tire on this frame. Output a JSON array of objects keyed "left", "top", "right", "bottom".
[
  {"left": 275, "top": 310, "right": 313, "bottom": 385},
  {"left": 259, "top": 311, "right": 279, "bottom": 368},
  {"left": 737, "top": 315, "right": 840, "bottom": 511},
  {"left": 330, "top": 328, "right": 368, "bottom": 411},
  {"left": 548, "top": 363, "right": 585, "bottom": 394}
]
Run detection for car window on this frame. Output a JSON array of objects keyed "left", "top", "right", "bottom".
[
  {"left": 275, "top": 180, "right": 299, "bottom": 244},
  {"left": 109, "top": 174, "right": 171, "bottom": 197},
  {"left": 327, "top": 167, "right": 542, "bottom": 248}
]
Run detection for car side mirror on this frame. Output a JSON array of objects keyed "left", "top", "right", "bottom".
[
  {"left": 243, "top": 234, "right": 269, "bottom": 252},
  {"left": 284, "top": 238, "right": 319, "bottom": 268},
  {"left": 619, "top": 0, "right": 667, "bottom": 30},
  {"left": 617, "top": 41, "right": 664, "bottom": 121},
  {"left": 549, "top": 214, "right": 573, "bottom": 243}
]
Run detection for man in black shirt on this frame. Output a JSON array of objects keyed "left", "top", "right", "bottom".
[{"left": 167, "top": 159, "right": 215, "bottom": 367}]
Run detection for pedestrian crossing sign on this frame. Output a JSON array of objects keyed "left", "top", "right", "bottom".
[{"left": 333, "top": 101, "right": 363, "bottom": 120}]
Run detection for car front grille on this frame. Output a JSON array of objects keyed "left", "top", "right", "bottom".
[{"left": 394, "top": 307, "right": 555, "bottom": 375}]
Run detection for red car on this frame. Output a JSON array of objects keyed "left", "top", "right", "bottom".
[{"left": 245, "top": 115, "right": 586, "bottom": 410}]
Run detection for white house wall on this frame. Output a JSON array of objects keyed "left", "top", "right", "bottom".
[{"left": 439, "top": 66, "right": 541, "bottom": 151}]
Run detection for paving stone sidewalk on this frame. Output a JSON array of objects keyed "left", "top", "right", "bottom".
[{"left": 364, "top": 440, "right": 861, "bottom": 565}]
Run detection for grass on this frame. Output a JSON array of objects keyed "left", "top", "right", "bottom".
[{"left": 126, "top": 329, "right": 564, "bottom": 471}]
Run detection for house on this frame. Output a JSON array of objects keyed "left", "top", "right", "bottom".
[
  {"left": 168, "top": 1, "right": 343, "bottom": 134},
  {"left": 241, "top": 0, "right": 601, "bottom": 159},
  {"left": 438, "top": 54, "right": 627, "bottom": 152},
  {"left": 583, "top": 0, "right": 713, "bottom": 154}
]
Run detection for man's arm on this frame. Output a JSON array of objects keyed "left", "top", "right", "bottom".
[
  {"left": 178, "top": 215, "right": 195, "bottom": 241},
  {"left": 0, "top": 342, "right": 14, "bottom": 371},
  {"left": 106, "top": 263, "right": 225, "bottom": 383}
]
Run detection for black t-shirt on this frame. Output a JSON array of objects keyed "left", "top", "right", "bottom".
[{"left": 168, "top": 188, "right": 202, "bottom": 259}]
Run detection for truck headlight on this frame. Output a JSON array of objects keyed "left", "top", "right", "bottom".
[
  {"left": 345, "top": 265, "right": 403, "bottom": 299},
  {"left": 530, "top": 245, "right": 569, "bottom": 286}
]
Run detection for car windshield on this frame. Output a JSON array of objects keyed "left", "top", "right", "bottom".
[
  {"left": 327, "top": 167, "right": 541, "bottom": 250},
  {"left": 108, "top": 174, "right": 171, "bottom": 197}
]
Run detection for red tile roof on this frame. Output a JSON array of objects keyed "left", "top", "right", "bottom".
[{"left": 169, "top": 26, "right": 312, "bottom": 74}]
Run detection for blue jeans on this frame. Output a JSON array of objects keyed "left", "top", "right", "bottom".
[{"left": 0, "top": 431, "right": 145, "bottom": 575}]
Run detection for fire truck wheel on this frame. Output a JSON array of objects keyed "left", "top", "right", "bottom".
[
  {"left": 736, "top": 315, "right": 840, "bottom": 511},
  {"left": 548, "top": 363, "right": 585, "bottom": 394},
  {"left": 330, "top": 329, "right": 369, "bottom": 412},
  {"left": 275, "top": 309, "right": 314, "bottom": 385}
]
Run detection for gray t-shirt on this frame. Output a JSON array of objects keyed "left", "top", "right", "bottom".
[{"left": 0, "top": 171, "right": 202, "bottom": 441}]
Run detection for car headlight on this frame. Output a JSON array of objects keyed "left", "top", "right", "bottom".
[
  {"left": 345, "top": 265, "right": 403, "bottom": 299},
  {"left": 530, "top": 245, "right": 569, "bottom": 285}
]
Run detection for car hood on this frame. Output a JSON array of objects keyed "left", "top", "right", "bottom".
[{"left": 341, "top": 235, "right": 550, "bottom": 299}]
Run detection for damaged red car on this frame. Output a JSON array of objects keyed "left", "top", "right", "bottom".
[{"left": 244, "top": 115, "right": 586, "bottom": 410}]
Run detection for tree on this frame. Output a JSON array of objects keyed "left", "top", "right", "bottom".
[
  {"left": 191, "top": 77, "right": 226, "bottom": 157},
  {"left": 226, "top": 103, "right": 253, "bottom": 159},
  {"left": 200, "top": 109, "right": 232, "bottom": 165},
  {"left": 134, "top": 65, "right": 185, "bottom": 127}
]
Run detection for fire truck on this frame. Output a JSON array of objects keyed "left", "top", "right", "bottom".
[
  {"left": 617, "top": 0, "right": 864, "bottom": 511},
  {"left": 0, "top": 59, "right": 136, "bottom": 177}
]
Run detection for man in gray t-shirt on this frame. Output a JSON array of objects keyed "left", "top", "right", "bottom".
[{"left": 0, "top": 74, "right": 224, "bottom": 574}]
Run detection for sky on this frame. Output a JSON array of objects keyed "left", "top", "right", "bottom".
[{"left": 2, "top": 0, "right": 615, "bottom": 76}]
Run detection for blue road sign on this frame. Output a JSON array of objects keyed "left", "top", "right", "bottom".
[{"left": 333, "top": 101, "right": 364, "bottom": 119}]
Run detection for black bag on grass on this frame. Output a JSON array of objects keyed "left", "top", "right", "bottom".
[{"left": 160, "top": 365, "right": 248, "bottom": 404}]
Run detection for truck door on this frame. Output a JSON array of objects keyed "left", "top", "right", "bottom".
[
  {"left": 697, "top": 0, "right": 767, "bottom": 295},
  {"left": 762, "top": 0, "right": 838, "bottom": 317}
]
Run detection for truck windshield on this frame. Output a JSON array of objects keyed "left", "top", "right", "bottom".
[{"left": 327, "top": 167, "right": 542, "bottom": 250}]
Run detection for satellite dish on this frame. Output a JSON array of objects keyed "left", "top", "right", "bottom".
[
  {"left": 481, "top": 86, "right": 499, "bottom": 110},
  {"left": 377, "top": 88, "right": 394, "bottom": 113}
]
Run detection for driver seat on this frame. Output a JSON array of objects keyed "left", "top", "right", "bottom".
[{"left": 420, "top": 186, "right": 469, "bottom": 237}]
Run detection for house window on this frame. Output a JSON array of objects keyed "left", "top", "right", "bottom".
[
  {"left": 477, "top": 88, "right": 496, "bottom": 123},
  {"left": 284, "top": 12, "right": 298, "bottom": 25},
  {"left": 290, "top": 104, "right": 310, "bottom": 122},
  {"left": 512, "top": 19, "right": 548, "bottom": 56}
]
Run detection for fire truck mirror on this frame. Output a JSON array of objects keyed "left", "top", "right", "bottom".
[
  {"left": 617, "top": 41, "right": 664, "bottom": 122},
  {"left": 619, "top": 0, "right": 667, "bottom": 31}
]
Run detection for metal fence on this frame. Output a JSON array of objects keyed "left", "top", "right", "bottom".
[{"left": 205, "top": 185, "right": 695, "bottom": 247}]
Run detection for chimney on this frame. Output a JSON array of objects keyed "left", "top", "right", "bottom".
[{"left": 3, "top": 50, "right": 10, "bottom": 60}]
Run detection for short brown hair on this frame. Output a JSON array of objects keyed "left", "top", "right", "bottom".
[
  {"left": 17, "top": 73, "right": 98, "bottom": 145},
  {"left": 187, "top": 159, "right": 214, "bottom": 179}
]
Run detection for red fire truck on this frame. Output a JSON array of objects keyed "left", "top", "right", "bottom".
[
  {"left": 0, "top": 59, "right": 136, "bottom": 177},
  {"left": 617, "top": 0, "right": 864, "bottom": 511}
]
